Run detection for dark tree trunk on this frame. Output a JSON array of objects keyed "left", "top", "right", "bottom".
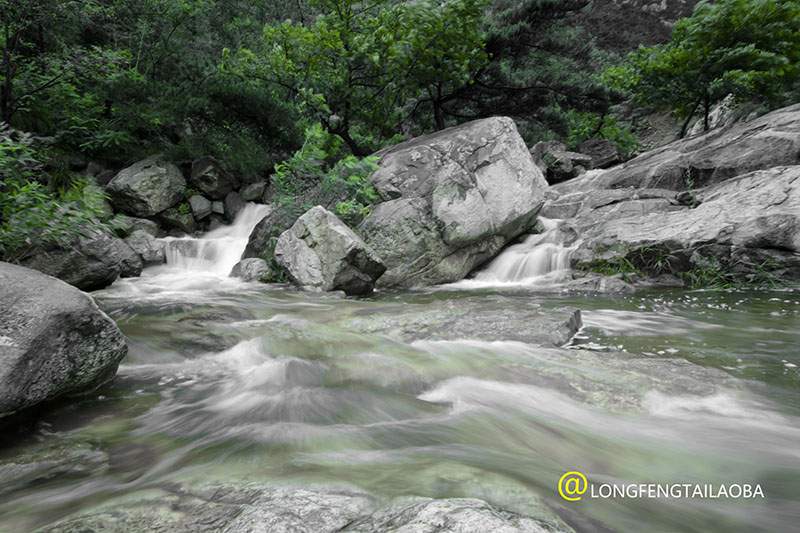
[{"left": 703, "top": 93, "right": 711, "bottom": 132}]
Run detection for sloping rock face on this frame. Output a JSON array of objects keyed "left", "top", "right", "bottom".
[
  {"left": 360, "top": 117, "right": 548, "bottom": 288},
  {"left": 564, "top": 105, "right": 800, "bottom": 192},
  {"left": 568, "top": 166, "right": 800, "bottom": 281},
  {"left": 0, "top": 262, "right": 127, "bottom": 418},
  {"left": 275, "top": 206, "right": 386, "bottom": 295},
  {"left": 41, "top": 483, "right": 572, "bottom": 533},
  {"left": 106, "top": 157, "right": 186, "bottom": 217},
  {"left": 19, "top": 231, "right": 143, "bottom": 291}
]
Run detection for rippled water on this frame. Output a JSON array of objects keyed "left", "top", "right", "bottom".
[{"left": 1, "top": 220, "right": 799, "bottom": 532}]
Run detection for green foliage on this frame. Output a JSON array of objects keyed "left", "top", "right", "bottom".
[
  {"left": 565, "top": 110, "right": 638, "bottom": 158},
  {"left": 607, "top": 0, "right": 800, "bottom": 134},
  {"left": 0, "top": 126, "right": 110, "bottom": 260},
  {"left": 227, "top": 0, "right": 488, "bottom": 153}
]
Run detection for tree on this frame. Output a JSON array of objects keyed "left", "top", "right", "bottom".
[
  {"left": 607, "top": 0, "right": 800, "bottom": 136},
  {"left": 228, "top": 0, "right": 488, "bottom": 155},
  {"left": 443, "top": 0, "right": 617, "bottom": 142}
]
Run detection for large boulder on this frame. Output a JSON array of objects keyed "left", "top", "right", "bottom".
[
  {"left": 564, "top": 104, "right": 800, "bottom": 192},
  {"left": 189, "top": 157, "right": 238, "bottom": 200},
  {"left": 105, "top": 157, "right": 186, "bottom": 217},
  {"left": 0, "top": 262, "right": 128, "bottom": 418},
  {"left": 360, "top": 116, "right": 548, "bottom": 288},
  {"left": 275, "top": 206, "right": 386, "bottom": 295},
  {"left": 19, "top": 231, "right": 143, "bottom": 291}
]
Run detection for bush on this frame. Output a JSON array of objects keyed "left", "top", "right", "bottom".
[
  {"left": 0, "top": 126, "right": 110, "bottom": 261},
  {"left": 566, "top": 110, "right": 639, "bottom": 158}
]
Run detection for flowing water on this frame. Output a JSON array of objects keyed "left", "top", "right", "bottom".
[{"left": 1, "top": 213, "right": 799, "bottom": 532}]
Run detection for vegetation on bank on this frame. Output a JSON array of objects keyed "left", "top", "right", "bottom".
[{"left": 1, "top": 0, "right": 799, "bottom": 267}]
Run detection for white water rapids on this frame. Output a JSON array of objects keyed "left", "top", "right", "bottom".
[
  {"left": 162, "top": 203, "right": 271, "bottom": 276},
  {"left": 453, "top": 217, "right": 576, "bottom": 288}
]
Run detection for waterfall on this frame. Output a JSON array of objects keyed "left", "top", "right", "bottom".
[
  {"left": 162, "top": 203, "right": 271, "bottom": 277},
  {"left": 457, "top": 218, "right": 576, "bottom": 287}
]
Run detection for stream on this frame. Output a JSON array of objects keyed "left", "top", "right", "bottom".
[{"left": 1, "top": 206, "right": 799, "bottom": 532}]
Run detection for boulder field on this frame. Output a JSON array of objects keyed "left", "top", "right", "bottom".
[{"left": 0, "top": 262, "right": 127, "bottom": 418}]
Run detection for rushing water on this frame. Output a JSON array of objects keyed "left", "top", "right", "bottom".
[{"left": 1, "top": 214, "right": 799, "bottom": 532}]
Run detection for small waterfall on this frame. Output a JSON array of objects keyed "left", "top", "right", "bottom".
[
  {"left": 162, "top": 203, "right": 271, "bottom": 276},
  {"left": 465, "top": 218, "right": 576, "bottom": 286}
]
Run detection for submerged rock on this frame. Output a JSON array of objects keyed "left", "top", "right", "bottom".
[
  {"left": 41, "top": 483, "right": 572, "bottom": 533},
  {"left": 19, "top": 231, "right": 142, "bottom": 291},
  {"left": 361, "top": 116, "right": 548, "bottom": 288},
  {"left": 230, "top": 258, "right": 271, "bottom": 282},
  {"left": 275, "top": 206, "right": 385, "bottom": 295},
  {"left": 106, "top": 157, "right": 186, "bottom": 217},
  {"left": 0, "top": 262, "right": 127, "bottom": 418}
]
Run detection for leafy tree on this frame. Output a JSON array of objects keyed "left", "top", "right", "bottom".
[
  {"left": 606, "top": 0, "right": 800, "bottom": 135},
  {"left": 228, "top": 0, "right": 488, "bottom": 155}
]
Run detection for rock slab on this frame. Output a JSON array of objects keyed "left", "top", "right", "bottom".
[{"left": 106, "top": 157, "right": 186, "bottom": 217}]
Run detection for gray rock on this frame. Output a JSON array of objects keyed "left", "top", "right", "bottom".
[
  {"left": 158, "top": 206, "right": 197, "bottom": 235},
  {"left": 211, "top": 201, "right": 225, "bottom": 215},
  {"left": 240, "top": 181, "right": 267, "bottom": 202},
  {"left": 573, "top": 165, "right": 800, "bottom": 280},
  {"left": 230, "top": 258, "right": 271, "bottom": 282},
  {"left": 347, "top": 497, "right": 560, "bottom": 533},
  {"left": 189, "top": 157, "right": 238, "bottom": 200},
  {"left": 224, "top": 191, "right": 245, "bottom": 222},
  {"left": 0, "top": 262, "right": 128, "bottom": 417},
  {"left": 110, "top": 214, "right": 161, "bottom": 238},
  {"left": 531, "top": 140, "right": 593, "bottom": 184},
  {"left": 189, "top": 194, "right": 212, "bottom": 220},
  {"left": 19, "top": 231, "right": 143, "bottom": 291},
  {"left": 124, "top": 230, "right": 165, "bottom": 265},
  {"left": 106, "top": 157, "right": 186, "bottom": 217},
  {"left": 577, "top": 138, "right": 621, "bottom": 169},
  {"left": 360, "top": 117, "right": 548, "bottom": 288},
  {"left": 275, "top": 206, "right": 386, "bottom": 295},
  {"left": 40, "top": 483, "right": 572, "bottom": 533},
  {"left": 569, "top": 103, "right": 800, "bottom": 191}
]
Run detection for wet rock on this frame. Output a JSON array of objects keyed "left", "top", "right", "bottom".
[
  {"left": 224, "top": 191, "right": 245, "bottom": 222},
  {"left": 0, "top": 262, "right": 128, "bottom": 417},
  {"left": 106, "top": 157, "right": 186, "bottom": 217},
  {"left": 124, "top": 230, "right": 165, "bottom": 265},
  {"left": 230, "top": 258, "right": 271, "bottom": 282},
  {"left": 188, "top": 195, "right": 212, "bottom": 220},
  {"left": 0, "top": 443, "right": 108, "bottom": 496},
  {"left": 41, "top": 483, "right": 573, "bottom": 533},
  {"left": 189, "top": 157, "right": 237, "bottom": 200},
  {"left": 211, "top": 200, "right": 225, "bottom": 215},
  {"left": 531, "top": 140, "right": 593, "bottom": 184},
  {"left": 240, "top": 181, "right": 267, "bottom": 202},
  {"left": 275, "top": 206, "right": 386, "bottom": 295},
  {"left": 578, "top": 138, "right": 621, "bottom": 169},
  {"left": 361, "top": 117, "right": 548, "bottom": 288},
  {"left": 19, "top": 231, "right": 142, "bottom": 291},
  {"left": 158, "top": 206, "right": 197, "bottom": 235}
]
